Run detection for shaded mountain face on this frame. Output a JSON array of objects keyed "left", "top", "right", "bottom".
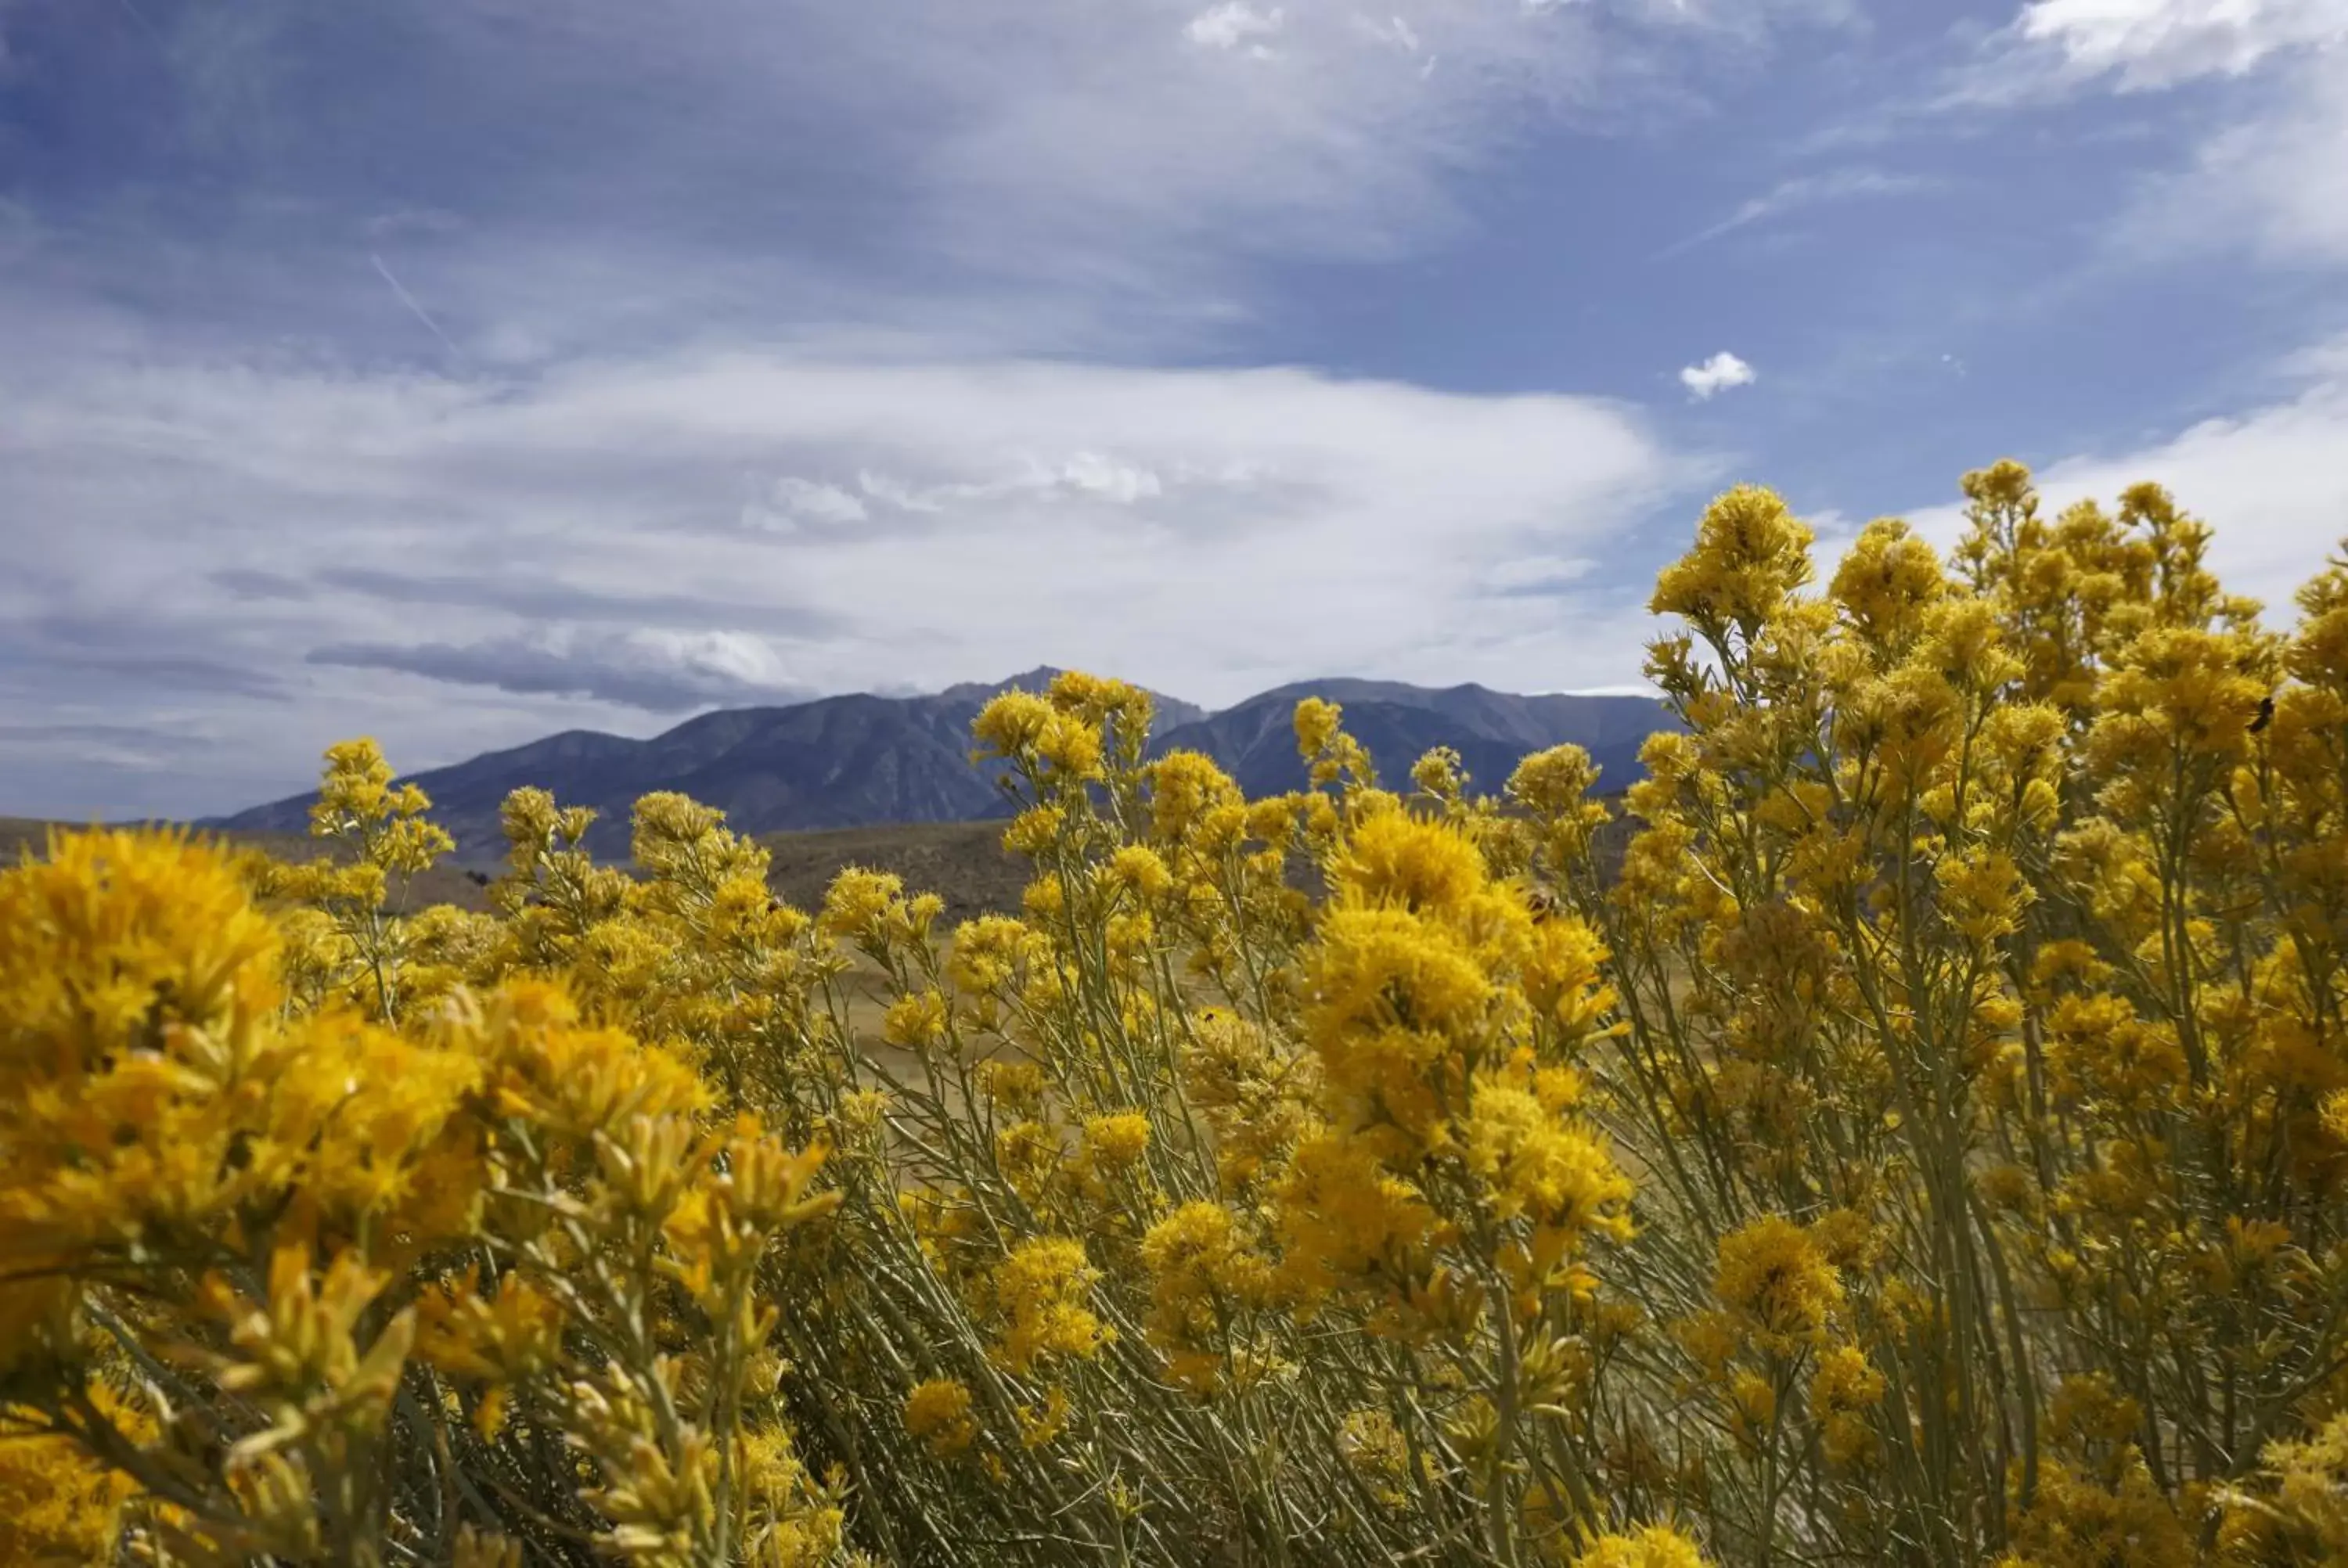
[
  {"left": 1154, "top": 682, "right": 1666, "bottom": 802},
  {"left": 218, "top": 690, "right": 1027, "bottom": 860},
  {"left": 216, "top": 673, "right": 1671, "bottom": 861}
]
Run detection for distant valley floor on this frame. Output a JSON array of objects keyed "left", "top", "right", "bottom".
[{"left": 2, "top": 817, "right": 1029, "bottom": 922}]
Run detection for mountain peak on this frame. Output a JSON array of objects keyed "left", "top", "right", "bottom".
[
  {"left": 933, "top": 666, "right": 1075, "bottom": 704},
  {"left": 931, "top": 667, "right": 1210, "bottom": 732}
]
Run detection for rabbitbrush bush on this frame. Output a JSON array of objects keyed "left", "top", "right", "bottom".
[{"left": 8, "top": 460, "right": 2348, "bottom": 1567}]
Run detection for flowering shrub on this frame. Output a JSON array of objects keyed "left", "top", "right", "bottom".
[{"left": 6, "top": 460, "right": 2348, "bottom": 1566}]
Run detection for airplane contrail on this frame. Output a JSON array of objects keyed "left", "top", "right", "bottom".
[{"left": 371, "top": 253, "right": 461, "bottom": 358}]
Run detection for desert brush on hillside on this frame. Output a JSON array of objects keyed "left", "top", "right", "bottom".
[{"left": 8, "top": 462, "right": 2348, "bottom": 1567}]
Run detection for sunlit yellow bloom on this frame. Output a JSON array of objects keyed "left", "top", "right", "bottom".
[
  {"left": 1079, "top": 1112, "right": 1152, "bottom": 1171},
  {"left": 902, "top": 1378, "right": 978, "bottom": 1458},
  {"left": 882, "top": 989, "right": 949, "bottom": 1050},
  {"left": 989, "top": 1239, "right": 1108, "bottom": 1375},
  {"left": 1571, "top": 1523, "right": 1714, "bottom": 1568},
  {"left": 1713, "top": 1216, "right": 1841, "bottom": 1346}
]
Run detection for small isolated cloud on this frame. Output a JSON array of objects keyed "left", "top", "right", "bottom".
[
  {"left": 309, "top": 628, "right": 812, "bottom": 712},
  {"left": 1184, "top": 2, "right": 1284, "bottom": 51},
  {"left": 1679, "top": 351, "right": 1756, "bottom": 400}
]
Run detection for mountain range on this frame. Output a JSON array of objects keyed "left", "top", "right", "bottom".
[{"left": 216, "top": 670, "right": 1673, "bottom": 861}]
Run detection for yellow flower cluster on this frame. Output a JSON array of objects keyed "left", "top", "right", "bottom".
[{"left": 0, "top": 818, "right": 838, "bottom": 1567}]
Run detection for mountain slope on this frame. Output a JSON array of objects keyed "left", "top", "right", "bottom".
[
  {"left": 218, "top": 673, "right": 1672, "bottom": 859},
  {"left": 221, "top": 692, "right": 1019, "bottom": 858},
  {"left": 1154, "top": 682, "right": 1665, "bottom": 800}
]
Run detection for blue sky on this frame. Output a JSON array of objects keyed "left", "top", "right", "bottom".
[{"left": 3, "top": 0, "right": 2346, "bottom": 818}]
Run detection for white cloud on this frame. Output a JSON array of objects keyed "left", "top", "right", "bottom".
[
  {"left": 1953, "top": 4, "right": 2348, "bottom": 272},
  {"left": 1679, "top": 351, "right": 1756, "bottom": 400},
  {"left": 2119, "top": 45, "right": 2348, "bottom": 265},
  {"left": 755, "top": 477, "right": 870, "bottom": 529},
  {"left": 312, "top": 628, "right": 811, "bottom": 711},
  {"left": 1185, "top": 2, "right": 1284, "bottom": 50},
  {"left": 1882, "top": 336, "right": 2348, "bottom": 620},
  {"left": 0, "top": 337, "right": 1685, "bottom": 815},
  {"left": 625, "top": 628, "right": 805, "bottom": 696},
  {"left": 2005, "top": 0, "right": 2345, "bottom": 90},
  {"left": 0, "top": 0, "right": 1867, "bottom": 821},
  {"left": 1051, "top": 451, "right": 1165, "bottom": 503},
  {"left": 845, "top": 451, "right": 1169, "bottom": 514}
]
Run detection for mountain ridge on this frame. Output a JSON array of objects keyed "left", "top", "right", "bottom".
[{"left": 214, "top": 672, "right": 1672, "bottom": 860}]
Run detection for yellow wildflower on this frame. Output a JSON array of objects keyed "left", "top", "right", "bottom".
[
  {"left": 990, "top": 1239, "right": 1107, "bottom": 1375},
  {"left": 1571, "top": 1523, "right": 1714, "bottom": 1568},
  {"left": 1080, "top": 1112, "right": 1152, "bottom": 1171},
  {"left": 1714, "top": 1215, "right": 1842, "bottom": 1345},
  {"left": 902, "top": 1379, "right": 978, "bottom": 1458}
]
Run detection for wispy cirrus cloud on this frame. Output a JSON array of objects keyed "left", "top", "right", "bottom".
[
  {"left": 1, "top": 0, "right": 1864, "bottom": 355},
  {"left": 1666, "top": 166, "right": 1936, "bottom": 254}
]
